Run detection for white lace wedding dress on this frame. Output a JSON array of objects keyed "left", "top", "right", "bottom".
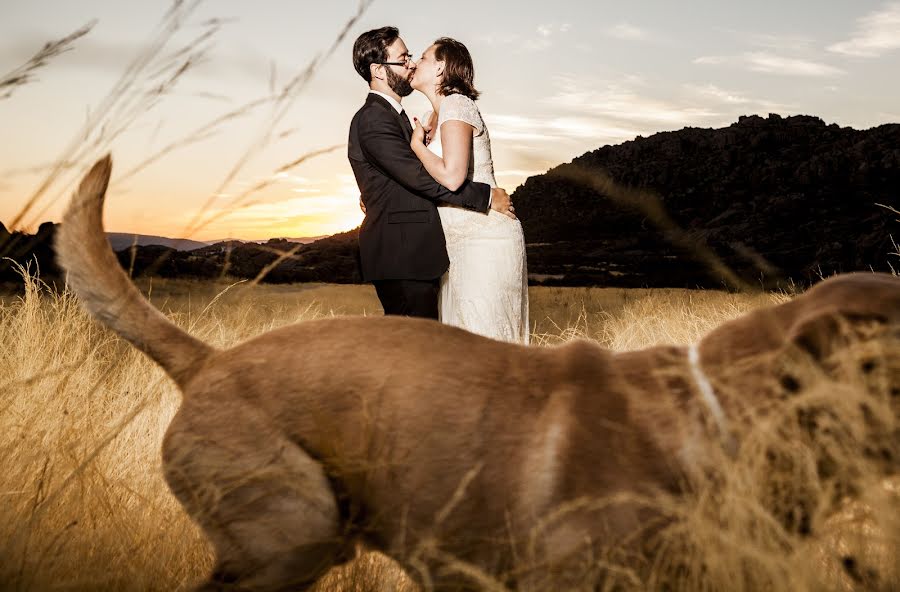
[{"left": 425, "top": 93, "right": 529, "bottom": 344}]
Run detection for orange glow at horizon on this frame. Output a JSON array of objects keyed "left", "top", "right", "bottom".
[
  {"left": 3, "top": 2, "right": 897, "bottom": 244},
  {"left": 0, "top": 164, "right": 367, "bottom": 243},
  {"left": 0, "top": 157, "right": 527, "bottom": 242}
]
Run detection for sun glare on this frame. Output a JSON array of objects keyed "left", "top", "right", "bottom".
[{"left": 190, "top": 173, "right": 364, "bottom": 241}]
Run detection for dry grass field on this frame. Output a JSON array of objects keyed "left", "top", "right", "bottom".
[
  {"left": 3, "top": 3, "right": 897, "bottom": 589},
  {"left": 1, "top": 271, "right": 897, "bottom": 591}
]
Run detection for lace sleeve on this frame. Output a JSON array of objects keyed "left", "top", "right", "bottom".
[{"left": 438, "top": 94, "right": 483, "bottom": 135}]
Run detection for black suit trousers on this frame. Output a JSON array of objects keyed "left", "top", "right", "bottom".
[{"left": 373, "top": 279, "right": 440, "bottom": 320}]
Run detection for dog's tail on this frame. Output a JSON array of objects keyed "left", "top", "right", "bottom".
[{"left": 55, "top": 155, "right": 213, "bottom": 388}]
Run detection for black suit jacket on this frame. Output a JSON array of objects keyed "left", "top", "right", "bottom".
[{"left": 348, "top": 93, "right": 491, "bottom": 281}]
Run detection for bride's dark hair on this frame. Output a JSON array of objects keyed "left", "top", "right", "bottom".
[{"left": 433, "top": 37, "right": 480, "bottom": 100}]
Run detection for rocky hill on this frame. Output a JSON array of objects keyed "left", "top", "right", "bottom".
[
  {"left": 0, "top": 221, "right": 61, "bottom": 282},
  {"left": 2, "top": 114, "right": 897, "bottom": 290},
  {"left": 515, "top": 114, "right": 898, "bottom": 289}
]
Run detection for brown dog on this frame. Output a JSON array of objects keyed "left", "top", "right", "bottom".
[{"left": 56, "top": 156, "right": 900, "bottom": 591}]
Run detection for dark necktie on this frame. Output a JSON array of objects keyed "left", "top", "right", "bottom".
[{"left": 399, "top": 109, "right": 413, "bottom": 136}]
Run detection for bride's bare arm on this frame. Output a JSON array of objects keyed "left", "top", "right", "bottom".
[{"left": 410, "top": 119, "right": 474, "bottom": 192}]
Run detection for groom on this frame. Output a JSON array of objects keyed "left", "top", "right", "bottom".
[{"left": 348, "top": 26, "right": 513, "bottom": 319}]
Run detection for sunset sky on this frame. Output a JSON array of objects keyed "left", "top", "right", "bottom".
[{"left": 2, "top": 0, "right": 899, "bottom": 241}]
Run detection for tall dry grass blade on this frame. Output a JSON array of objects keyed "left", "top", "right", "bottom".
[
  {"left": 129, "top": 143, "right": 341, "bottom": 280},
  {"left": 553, "top": 163, "right": 760, "bottom": 293},
  {"left": 177, "top": 0, "right": 374, "bottom": 240},
  {"left": 876, "top": 202, "right": 900, "bottom": 222},
  {"left": 0, "top": 21, "right": 96, "bottom": 101},
  {"left": 101, "top": 1, "right": 370, "bottom": 285},
  {"left": 185, "top": 143, "right": 344, "bottom": 239},
  {"left": 247, "top": 243, "right": 305, "bottom": 287},
  {"left": 8, "top": 1, "right": 205, "bottom": 232},
  {"left": 21, "top": 14, "right": 223, "bottom": 231},
  {"left": 187, "top": 279, "right": 246, "bottom": 332},
  {"left": 9, "top": 378, "right": 161, "bottom": 541}
]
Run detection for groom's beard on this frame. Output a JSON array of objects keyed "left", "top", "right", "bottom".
[{"left": 386, "top": 67, "right": 413, "bottom": 97}]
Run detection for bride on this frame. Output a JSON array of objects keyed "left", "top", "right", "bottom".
[{"left": 409, "top": 37, "right": 529, "bottom": 344}]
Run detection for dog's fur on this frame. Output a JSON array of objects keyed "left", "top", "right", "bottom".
[{"left": 56, "top": 157, "right": 900, "bottom": 591}]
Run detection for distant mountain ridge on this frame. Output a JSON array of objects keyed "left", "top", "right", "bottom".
[
  {"left": 1, "top": 224, "right": 351, "bottom": 284},
  {"left": 202, "top": 235, "right": 329, "bottom": 246},
  {"left": 105, "top": 233, "right": 329, "bottom": 251},
  {"left": 3, "top": 114, "right": 898, "bottom": 289},
  {"left": 106, "top": 233, "right": 210, "bottom": 252},
  {"left": 107, "top": 232, "right": 361, "bottom": 284}
]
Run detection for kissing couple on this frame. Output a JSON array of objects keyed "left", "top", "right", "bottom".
[{"left": 349, "top": 27, "right": 529, "bottom": 345}]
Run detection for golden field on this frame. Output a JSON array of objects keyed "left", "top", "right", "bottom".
[
  {"left": 3, "top": 4, "right": 898, "bottom": 589},
  {"left": 0, "top": 272, "right": 897, "bottom": 591}
]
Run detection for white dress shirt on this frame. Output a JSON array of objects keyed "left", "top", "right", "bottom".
[{"left": 369, "top": 90, "right": 403, "bottom": 114}]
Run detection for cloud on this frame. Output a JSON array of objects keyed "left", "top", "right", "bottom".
[
  {"left": 828, "top": 2, "right": 900, "bottom": 57},
  {"left": 693, "top": 55, "right": 728, "bottom": 65},
  {"left": 509, "top": 75, "right": 796, "bottom": 141},
  {"left": 516, "top": 23, "right": 574, "bottom": 51},
  {"left": 260, "top": 172, "right": 335, "bottom": 199},
  {"left": 479, "top": 23, "right": 572, "bottom": 52},
  {"left": 478, "top": 32, "right": 521, "bottom": 46},
  {"left": 684, "top": 84, "right": 751, "bottom": 105},
  {"left": 744, "top": 52, "right": 844, "bottom": 76},
  {"left": 214, "top": 195, "right": 348, "bottom": 220},
  {"left": 717, "top": 30, "right": 816, "bottom": 53},
  {"left": 493, "top": 168, "right": 548, "bottom": 190},
  {"left": 480, "top": 75, "right": 801, "bottom": 193},
  {"left": 0, "top": 34, "right": 273, "bottom": 83},
  {"left": 198, "top": 179, "right": 364, "bottom": 238},
  {"left": 537, "top": 23, "right": 572, "bottom": 36},
  {"left": 606, "top": 23, "right": 649, "bottom": 41},
  {"left": 483, "top": 79, "right": 722, "bottom": 172},
  {"left": 485, "top": 110, "right": 642, "bottom": 184},
  {"left": 683, "top": 83, "right": 794, "bottom": 112},
  {"left": 494, "top": 169, "right": 546, "bottom": 178},
  {"left": 694, "top": 52, "right": 844, "bottom": 77},
  {"left": 525, "top": 37, "right": 552, "bottom": 51},
  {"left": 546, "top": 76, "right": 724, "bottom": 128}
]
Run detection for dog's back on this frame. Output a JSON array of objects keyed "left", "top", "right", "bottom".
[{"left": 55, "top": 156, "right": 900, "bottom": 591}]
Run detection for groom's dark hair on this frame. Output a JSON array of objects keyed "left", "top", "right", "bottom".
[
  {"left": 434, "top": 37, "right": 480, "bottom": 100},
  {"left": 353, "top": 26, "right": 400, "bottom": 83}
]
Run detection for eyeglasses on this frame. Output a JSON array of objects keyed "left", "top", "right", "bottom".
[{"left": 377, "top": 54, "right": 413, "bottom": 66}]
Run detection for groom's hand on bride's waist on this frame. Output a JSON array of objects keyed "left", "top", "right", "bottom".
[{"left": 490, "top": 187, "right": 517, "bottom": 219}]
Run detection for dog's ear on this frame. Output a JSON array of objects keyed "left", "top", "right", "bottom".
[
  {"left": 787, "top": 309, "right": 893, "bottom": 364},
  {"left": 787, "top": 311, "right": 843, "bottom": 364}
]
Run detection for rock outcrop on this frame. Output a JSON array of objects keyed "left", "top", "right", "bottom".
[{"left": 515, "top": 114, "right": 899, "bottom": 288}]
